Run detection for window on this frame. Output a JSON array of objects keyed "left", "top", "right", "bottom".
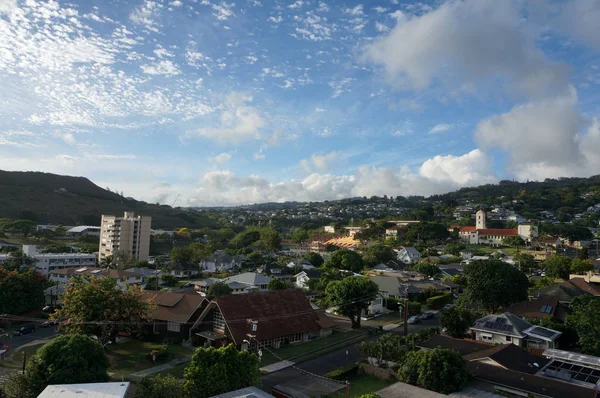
[
  {"left": 505, "top": 336, "right": 512, "bottom": 342},
  {"left": 290, "top": 333, "right": 303, "bottom": 343},
  {"left": 481, "top": 334, "right": 492, "bottom": 342},
  {"left": 213, "top": 309, "right": 226, "bottom": 332},
  {"left": 167, "top": 321, "right": 180, "bottom": 332}
]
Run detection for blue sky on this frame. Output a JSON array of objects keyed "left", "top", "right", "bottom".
[{"left": 1, "top": 0, "right": 600, "bottom": 206}]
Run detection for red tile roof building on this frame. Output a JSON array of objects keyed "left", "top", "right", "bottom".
[{"left": 449, "top": 210, "right": 537, "bottom": 246}]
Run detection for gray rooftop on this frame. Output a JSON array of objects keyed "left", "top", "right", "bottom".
[
  {"left": 209, "top": 387, "right": 273, "bottom": 398},
  {"left": 224, "top": 272, "right": 272, "bottom": 286},
  {"left": 66, "top": 226, "right": 100, "bottom": 233},
  {"left": 471, "top": 312, "right": 533, "bottom": 338}
]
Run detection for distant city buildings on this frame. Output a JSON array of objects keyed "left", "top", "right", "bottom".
[
  {"left": 99, "top": 212, "right": 151, "bottom": 262},
  {"left": 0, "top": 244, "right": 97, "bottom": 276}
]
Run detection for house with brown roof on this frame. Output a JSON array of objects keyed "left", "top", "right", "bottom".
[
  {"left": 142, "top": 290, "right": 207, "bottom": 341},
  {"left": 503, "top": 297, "right": 571, "bottom": 322},
  {"left": 191, "top": 289, "right": 337, "bottom": 349}
]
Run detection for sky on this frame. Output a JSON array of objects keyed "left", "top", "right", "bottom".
[{"left": 1, "top": 0, "right": 600, "bottom": 206}]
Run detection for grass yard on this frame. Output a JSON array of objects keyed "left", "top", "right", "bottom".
[
  {"left": 259, "top": 330, "right": 366, "bottom": 367},
  {"left": 162, "top": 362, "right": 188, "bottom": 379},
  {"left": 0, "top": 343, "right": 46, "bottom": 369},
  {"left": 347, "top": 374, "right": 394, "bottom": 398},
  {"left": 365, "top": 314, "right": 401, "bottom": 325},
  {"left": 106, "top": 339, "right": 192, "bottom": 377}
]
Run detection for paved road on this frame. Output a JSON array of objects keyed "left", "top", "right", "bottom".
[
  {"left": 260, "top": 315, "right": 441, "bottom": 394},
  {"left": 0, "top": 325, "right": 57, "bottom": 352}
]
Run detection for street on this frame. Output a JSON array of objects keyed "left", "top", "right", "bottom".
[{"left": 260, "top": 314, "right": 441, "bottom": 394}]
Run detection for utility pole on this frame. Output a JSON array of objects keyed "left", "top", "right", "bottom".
[
  {"left": 403, "top": 284, "right": 409, "bottom": 337},
  {"left": 22, "top": 351, "right": 26, "bottom": 374},
  {"left": 155, "top": 260, "right": 159, "bottom": 291}
]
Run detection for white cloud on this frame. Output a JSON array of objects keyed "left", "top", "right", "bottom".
[
  {"left": 54, "top": 132, "right": 76, "bottom": 144},
  {"left": 141, "top": 60, "right": 181, "bottom": 75},
  {"left": 269, "top": 15, "right": 283, "bottom": 23},
  {"left": 344, "top": 5, "right": 364, "bottom": 16},
  {"left": 373, "top": 6, "right": 388, "bottom": 13},
  {"left": 364, "top": 0, "right": 569, "bottom": 97},
  {"left": 429, "top": 123, "right": 453, "bottom": 134},
  {"left": 302, "top": 151, "right": 341, "bottom": 172},
  {"left": 315, "top": 108, "right": 326, "bottom": 112},
  {"left": 245, "top": 56, "right": 258, "bottom": 64},
  {"left": 188, "top": 149, "right": 497, "bottom": 206},
  {"left": 329, "top": 77, "right": 355, "bottom": 98},
  {"left": 288, "top": 1, "right": 303, "bottom": 9},
  {"left": 184, "top": 93, "right": 265, "bottom": 143},
  {"left": 130, "top": 0, "right": 163, "bottom": 32},
  {"left": 169, "top": 1, "right": 183, "bottom": 7},
  {"left": 154, "top": 45, "right": 175, "bottom": 58},
  {"left": 210, "top": 152, "right": 232, "bottom": 164},
  {"left": 0, "top": 0, "right": 17, "bottom": 15},
  {"left": 556, "top": 0, "right": 600, "bottom": 50},
  {"left": 212, "top": 1, "right": 235, "bottom": 21},
  {"left": 375, "top": 22, "right": 389, "bottom": 32}
]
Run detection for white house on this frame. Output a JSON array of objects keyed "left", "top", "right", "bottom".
[
  {"left": 324, "top": 226, "right": 336, "bottom": 233},
  {"left": 49, "top": 267, "right": 145, "bottom": 289},
  {"left": 199, "top": 251, "right": 244, "bottom": 272},
  {"left": 470, "top": 312, "right": 561, "bottom": 350},
  {"left": 395, "top": 247, "right": 422, "bottom": 264},
  {"left": 193, "top": 272, "right": 273, "bottom": 295},
  {"left": 295, "top": 268, "right": 322, "bottom": 289}
]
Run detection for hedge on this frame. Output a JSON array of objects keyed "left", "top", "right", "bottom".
[
  {"left": 323, "top": 363, "right": 359, "bottom": 380},
  {"left": 425, "top": 293, "right": 453, "bottom": 309}
]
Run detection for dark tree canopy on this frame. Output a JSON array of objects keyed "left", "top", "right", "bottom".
[
  {"left": 463, "top": 260, "right": 529, "bottom": 312},
  {"left": 324, "top": 249, "right": 364, "bottom": 273},
  {"left": 25, "top": 334, "right": 109, "bottom": 396},
  {"left": 0, "top": 268, "right": 47, "bottom": 314},
  {"left": 303, "top": 252, "right": 324, "bottom": 267},
  {"left": 135, "top": 375, "right": 184, "bottom": 398},
  {"left": 566, "top": 296, "right": 600, "bottom": 356},
  {"left": 363, "top": 243, "right": 396, "bottom": 267},
  {"left": 267, "top": 278, "right": 287, "bottom": 290},
  {"left": 326, "top": 276, "right": 379, "bottom": 329},
  {"left": 398, "top": 348, "right": 469, "bottom": 394},
  {"left": 207, "top": 281, "right": 233, "bottom": 298},
  {"left": 184, "top": 344, "right": 260, "bottom": 398},
  {"left": 543, "top": 255, "right": 573, "bottom": 280},
  {"left": 441, "top": 307, "right": 477, "bottom": 338}
]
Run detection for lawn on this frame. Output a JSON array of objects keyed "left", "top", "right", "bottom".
[
  {"left": 106, "top": 339, "right": 193, "bottom": 377},
  {"left": 347, "top": 374, "right": 394, "bottom": 398},
  {"left": 0, "top": 343, "right": 45, "bottom": 369},
  {"left": 259, "top": 330, "right": 366, "bottom": 367},
  {"left": 365, "top": 314, "right": 401, "bottom": 325},
  {"left": 163, "top": 362, "right": 188, "bottom": 379}
]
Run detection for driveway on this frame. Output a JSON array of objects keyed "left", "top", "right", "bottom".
[{"left": 259, "top": 314, "right": 442, "bottom": 394}]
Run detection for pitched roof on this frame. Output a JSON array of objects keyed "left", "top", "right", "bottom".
[
  {"left": 369, "top": 275, "right": 403, "bottom": 296},
  {"left": 467, "top": 362, "right": 596, "bottom": 398},
  {"left": 478, "top": 228, "right": 518, "bottom": 236},
  {"left": 213, "top": 289, "right": 337, "bottom": 344},
  {"left": 566, "top": 277, "right": 600, "bottom": 296},
  {"left": 50, "top": 267, "right": 143, "bottom": 279},
  {"left": 399, "top": 247, "right": 421, "bottom": 258},
  {"left": 464, "top": 342, "right": 550, "bottom": 374},
  {"left": 223, "top": 272, "right": 272, "bottom": 286},
  {"left": 417, "top": 335, "right": 492, "bottom": 356},
  {"left": 142, "top": 291, "right": 206, "bottom": 323},
  {"left": 532, "top": 280, "right": 591, "bottom": 302},
  {"left": 471, "top": 312, "right": 533, "bottom": 338},
  {"left": 503, "top": 297, "right": 559, "bottom": 320},
  {"left": 451, "top": 226, "right": 476, "bottom": 232}
]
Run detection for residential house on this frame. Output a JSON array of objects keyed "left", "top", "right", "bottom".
[
  {"left": 199, "top": 251, "right": 245, "bottom": 273},
  {"left": 0, "top": 245, "right": 97, "bottom": 277},
  {"left": 192, "top": 289, "right": 336, "bottom": 349},
  {"left": 49, "top": 267, "right": 145, "bottom": 289},
  {"left": 438, "top": 266, "right": 463, "bottom": 278},
  {"left": 170, "top": 262, "right": 201, "bottom": 278},
  {"left": 385, "top": 225, "right": 404, "bottom": 238},
  {"left": 395, "top": 247, "right": 421, "bottom": 264},
  {"left": 142, "top": 290, "right": 206, "bottom": 341},
  {"left": 125, "top": 267, "right": 162, "bottom": 283},
  {"left": 286, "top": 261, "right": 315, "bottom": 270},
  {"left": 504, "top": 297, "right": 570, "bottom": 322},
  {"left": 568, "top": 275, "right": 600, "bottom": 295},
  {"left": 38, "top": 383, "right": 131, "bottom": 398},
  {"left": 531, "top": 278, "right": 595, "bottom": 304},
  {"left": 294, "top": 268, "right": 322, "bottom": 289},
  {"left": 419, "top": 335, "right": 596, "bottom": 398},
  {"left": 193, "top": 272, "right": 273, "bottom": 296},
  {"left": 470, "top": 312, "right": 561, "bottom": 349},
  {"left": 459, "top": 249, "right": 475, "bottom": 260},
  {"left": 262, "top": 263, "right": 295, "bottom": 283},
  {"left": 65, "top": 226, "right": 101, "bottom": 239}
]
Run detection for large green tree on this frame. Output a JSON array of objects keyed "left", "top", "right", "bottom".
[
  {"left": 326, "top": 276, "right": 379, "bottom": 329},
  {"left": 0, "top": 268, "right": 47, "bottom": 314},
  {"left": 463, "top": 260, "right": 529, "bottom": 312},
  {"left": 2, "top": 249, "right": 35, "bottom": 271},
  {"left": 543, "top": 255, "right": 573, "bottom": 280},
  {"left": 184, "top": 344, "right": 260, "bottom": 398},
  {"left": 398, "top": 348, "right": 469, "bottom": 394},
  {"left": 363, "top": 243, "right": 396, "bottom": 267},
  {"left": 441, "top": 307, "right": 477, "bottom": 338},
  {"left": 207, "top": 281, "right": 233, "bottom": 298},
  {"left": 303, "top": 252, "right": 324, "bottom": 267},
  {"left": 25, "top": 334, "right": 109, "bottom": 397},
  {"left": 267, "top": 278, "right": 287, "bottom": 290},
  {"left": 513, "top": 253, "right": 536, "bottom": 274},
  {"left": 324, "top": 249, "right": 364, "bottom": 273},
  {"left": 1, "top": 220, "right": 36, "bottom": 237},
  {"left": 135, "top": 375, "right": 184, "bottom": 398},
  {"left": 502, "top": 236, "right": 525, "bottom": 248},
  {"left": 566, "top": 296, "right": 600, "bottom": 355},
  {"left": 570, "top": 258, "right": 594, "bottom": 275},
  {"left": 52, "top": 276, "right": 153, "bottom": 342}
]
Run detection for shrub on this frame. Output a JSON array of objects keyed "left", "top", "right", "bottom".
[
  {"left": 323, "top": 363, "right": 359, "bottom": 380},
  {"left": 425, "top": 293, "right": 453, "bottom": 309}
]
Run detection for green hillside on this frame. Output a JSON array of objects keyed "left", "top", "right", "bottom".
[{"left": 0, "top": 170, "right": 217, "bottom": 229}]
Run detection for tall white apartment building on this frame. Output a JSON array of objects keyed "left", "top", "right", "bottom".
[{"left": 99, "top": 212, "right": 151, "bottom": 262}]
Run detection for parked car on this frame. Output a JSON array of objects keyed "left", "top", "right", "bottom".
[
  {"left": 407, "top": 315, "right": 421, "bottom": 324},
  {"left": 13, "top": 325, "right": 35, "bottom": 336},
  {"left": 420, "top": 312, "right": 434, "bottom": 320},
  {"left": 40, "top": 320, "right": 58, "bottom": 328},
  {"left": 443, "top": 304, "right": 454, "bottom": 310},
  {"left": 42, "top": 306, "right": 55, "bottom": 313}
]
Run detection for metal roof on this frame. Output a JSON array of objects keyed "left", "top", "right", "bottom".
[
  {"left": 66, "top": 226, "right": 100, "bottom": 233},
  {"left": 544, "top": 349, "right": 600, "bottom": 369},
  {"left": 37, "top": 382, "right": 130, "bottom": 398}
]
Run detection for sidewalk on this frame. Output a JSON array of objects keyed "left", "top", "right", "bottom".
[
  {"left": 129, "top": 357, "right": 190, "bottom": 379},
  {"left": 260, "top": 360, "right": 294, "bottom": 373}
]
